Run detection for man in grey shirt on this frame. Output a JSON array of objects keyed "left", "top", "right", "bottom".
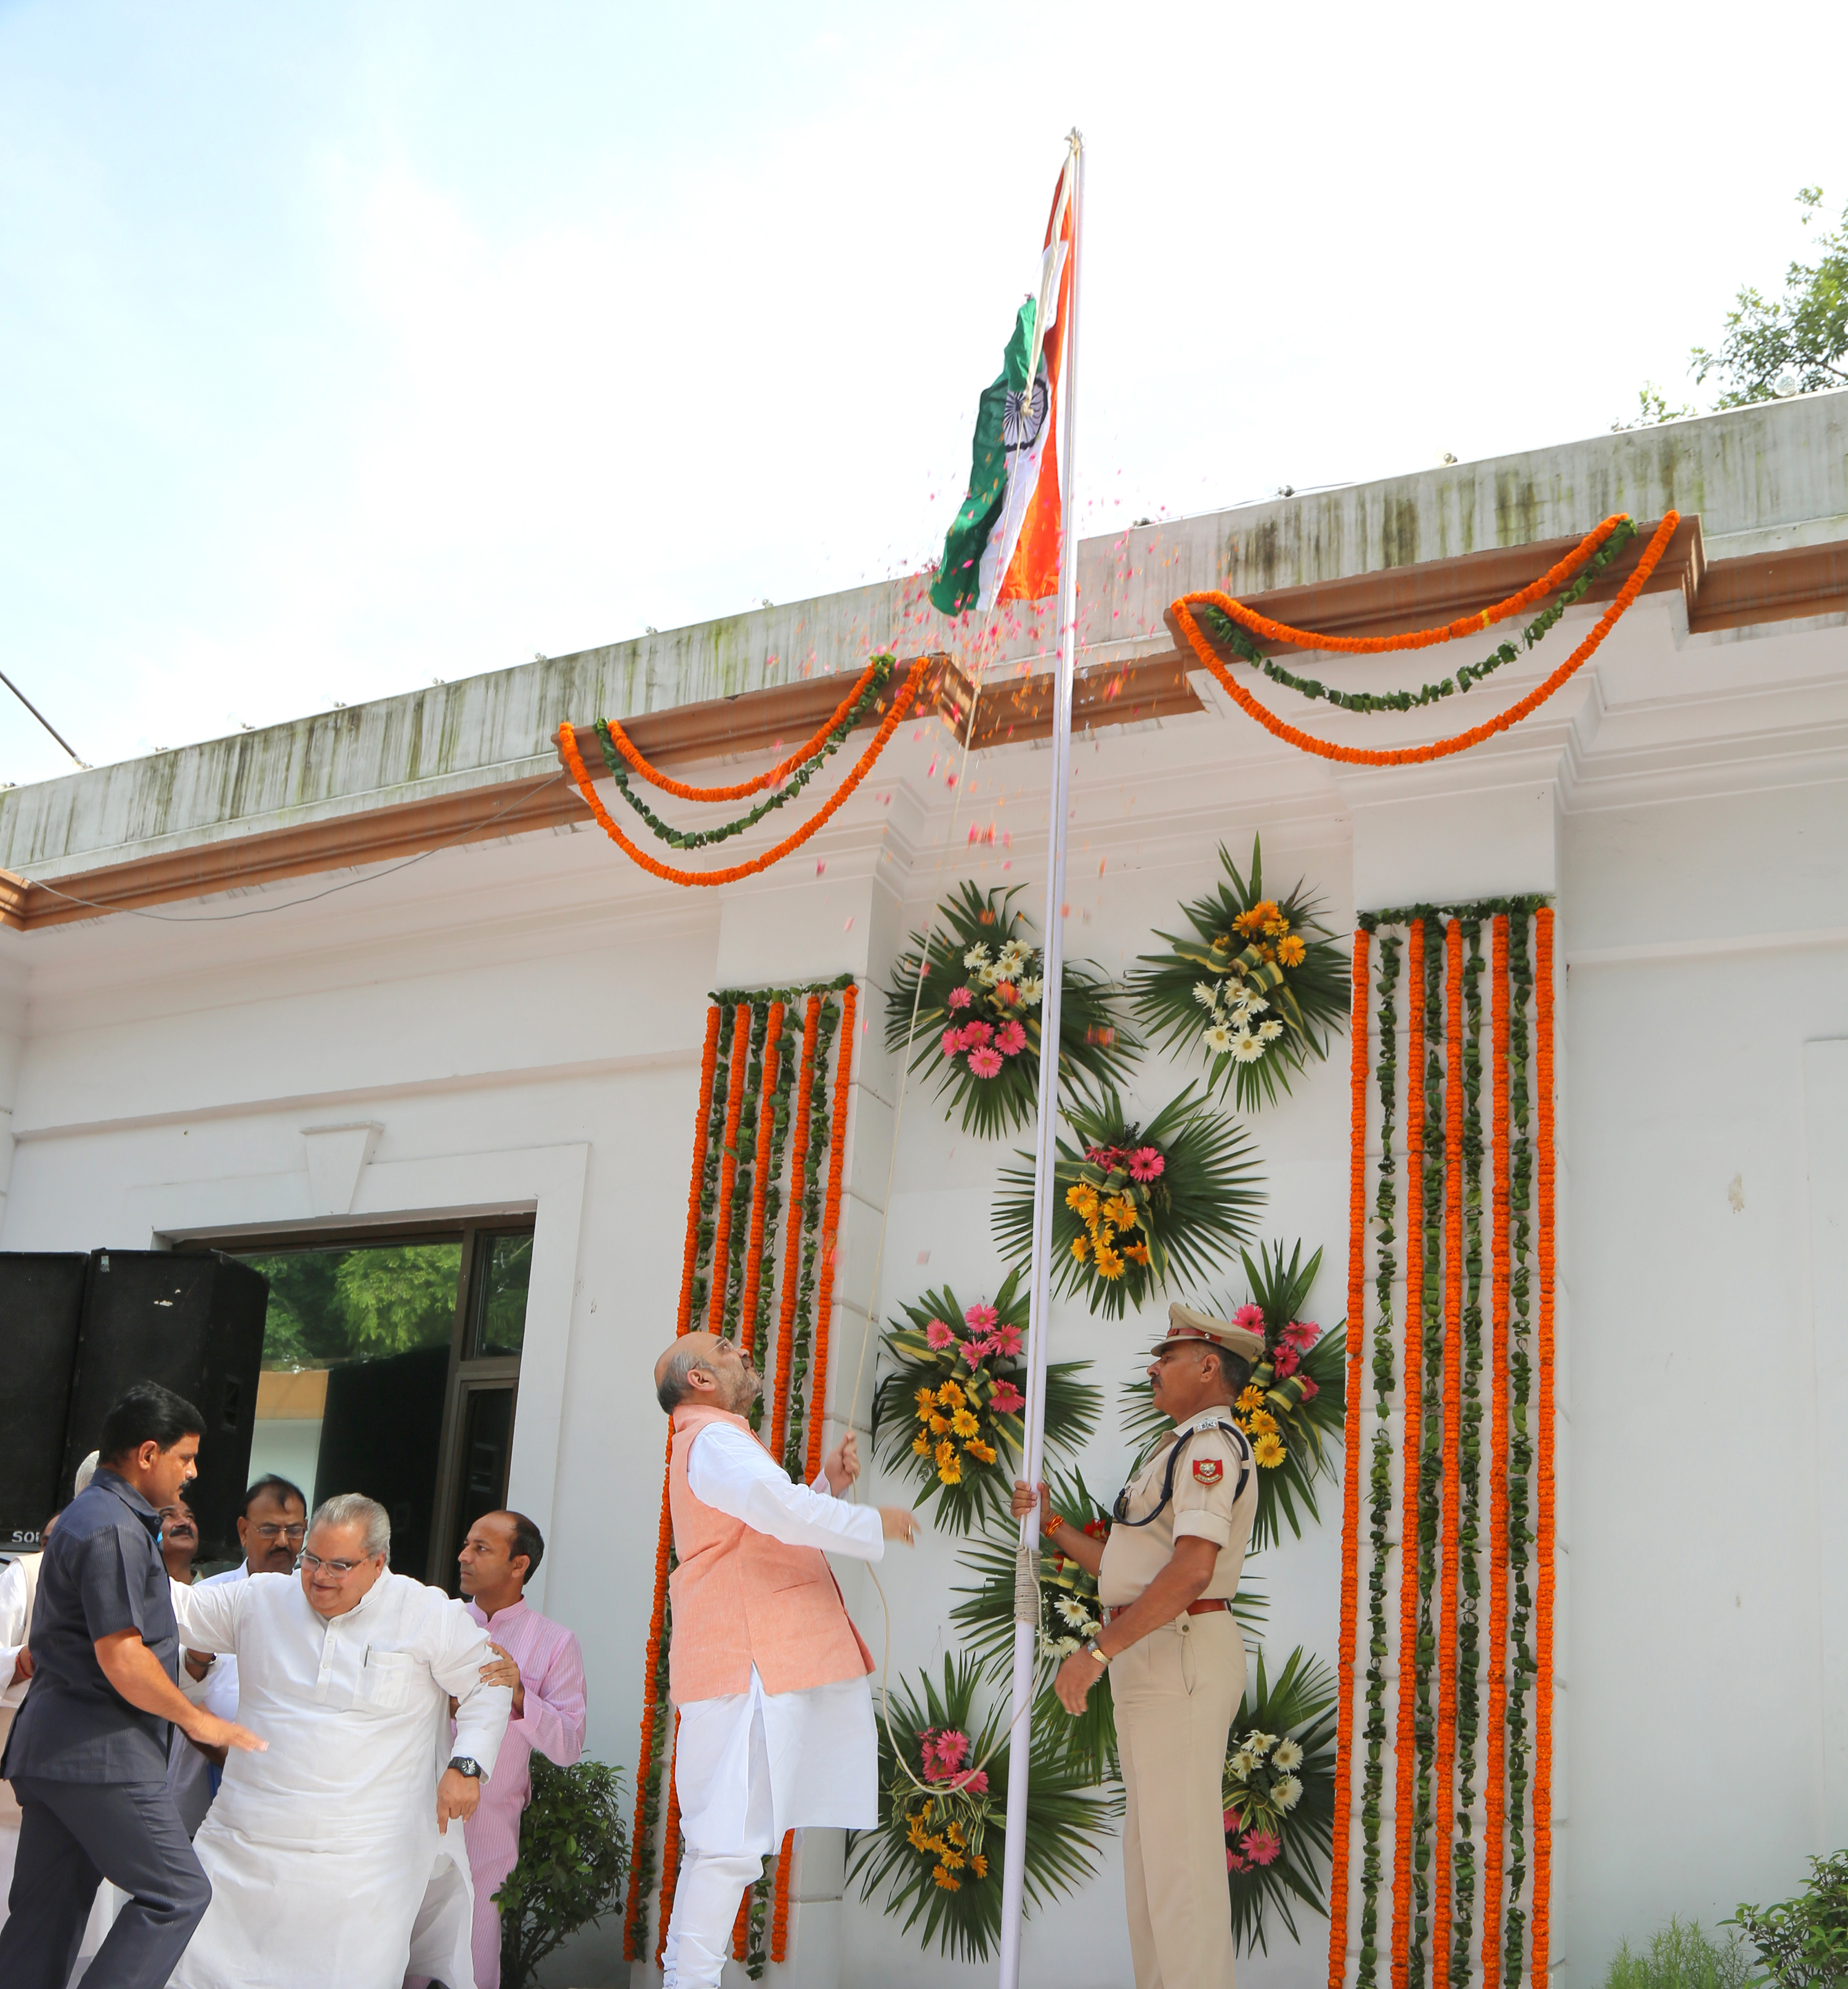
[{"left": 0, "top": 1382, "right": 262, "bottom": 1989}]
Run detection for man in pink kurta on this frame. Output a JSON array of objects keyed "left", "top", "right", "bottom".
[{"left": 456, "top": 1512, "right": 587, "bottom": 1989}]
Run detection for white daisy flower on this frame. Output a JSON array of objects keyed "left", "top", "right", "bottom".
[
  {"left": 1193, "top": 981, "right": 1220, "bottom": 1010},
  {"left": 1258, "top": 1018, "right": 1284, "bottom": 1041},
  {"left": 999, "top": 941, "right": 1027, "bottom": 970},
  {"left": 1244, "top": 992, "right": 1270, "bottom": 1016},
  {"left": 1204, "top": 1025, "right": 1234, "bottom": 1054},
  {"left": 979, "top": 963, "right": 1000, "bottom": 985},
  {"left": 1018, "top": 976, "right": 1044, "bottom": 1004},
  {"left": 1271, "top": 1738, "right": 1304, "bottom": 1770},
  {"left": 1246, "top": 1732, "right": 1278, "bottom": 1755},
  {"left": 963, "top": 944, "right": 991, "bottom": 970},
  {"left": 1273, "top": 1773, "right": 1303, "bottom": 1810},
  {"left": 1231, "top": 1032, "right": 1267, "bottom": 1063},
  {"left": 1228, "top": 1750, "right": 1256, "bottom": 1780},
  {"left": 1223, "top": 982, "right": 1251, "bottom": 1013},
  {"left": 1055, "top": 1596, "right": 1090, "bottom": 1627},
  {"left": 1047, "top": 1635, "right": 1080, "bottom": 1657}
]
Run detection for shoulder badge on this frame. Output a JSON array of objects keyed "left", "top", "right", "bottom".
[{"left": 1193, "top": 1457, "right": 1224, "bottom": 1485}]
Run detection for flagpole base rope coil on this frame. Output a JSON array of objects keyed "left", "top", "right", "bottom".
[
  {"left": 1331, "top": 901, "right": 1555, "bottom": 1989},
  {"left": 1168, "top": 513, "right": 1677, "bottom": 768}
]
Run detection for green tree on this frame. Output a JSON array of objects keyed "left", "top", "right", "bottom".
[
  {"left": 1616, "top": 188, "right": 1846, "bottom": 426},
  {"left": 243, "top": 1241, "right": 463, "bottom": 1368}
]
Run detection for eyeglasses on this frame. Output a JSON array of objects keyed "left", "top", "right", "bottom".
[
  {"left": 298, "top": 1550, "right": 371, "bottom": 1578},
  {"left": 252, "top": 1523, "right": 306, "bottom": 1542}
]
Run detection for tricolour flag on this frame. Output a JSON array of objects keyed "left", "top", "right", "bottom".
[{"left": 930, "top": 156, "right": 1076, "bottom": 617}]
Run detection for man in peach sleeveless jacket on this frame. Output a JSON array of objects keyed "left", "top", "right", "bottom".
[{"left": 653, "top": 1331, "right": 917, "bottom": 1989}]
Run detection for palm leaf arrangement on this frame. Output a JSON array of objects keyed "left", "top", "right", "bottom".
[
  {"left": 993, "top": 1085, "right": 1265, "bottom": 1319},
  {"left": 950, "top": 1467, "right": 1267, "bottom": 1786},
  {"left": 1121, "top": 1240, "right": 1347, "bottom": 1551},
  {"left": 885, "top": 881, "right": 1135, "bottom": 1139},
  {"left": 846, "top": 1653, "right": 1121, "bottom": 1961},
  {"left": 871, "top": 1271, "right": 1100, "bottom": 1533},
  {"left": 1127, "top": 838, "right": 1350, "bottom": 1111},
  {"left": 1222, "top": 1645, "right": 1339, "bottom": 1953}
]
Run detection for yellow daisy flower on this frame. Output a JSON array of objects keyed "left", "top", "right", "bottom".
[
  {"left": 1247, "top": 1409, "right": 1279, "bottom": 1435},
  {"left": 971, "top": 1852, "right": 989, "bottom": 1879},
  {"left": 1071, "top": 1235, "right": 1092, "bottom": 1263},
  {"left": 1277, "top": 934, "right": 1306, "bottom": 966},
  {"left": 1103, "top": 1194, "right": 1140, "bottom": 1231},
  {"left": 929, "top": 1414, "right": 950, "bottom": 1436},
  {"left": 937, "top": 1379, "right": 965, "bottom": 1409},
  {"left": 912, "top": 1433, "right": 931, "bottom": 1457},
  {"left": 933, "top": 1865, "right": 961, "bottom": 1891},
  {"left": 907, "top": 1812, "right": 934, "bottom": 1852},
  {"left": 950, "top": 1409, "right": 980, "bottom": 1438},
  {"left": 965, "top": 1438, "right": 998, "bottom": 1465},
  {"left": 914, "top": 1386, "right": 937, "bottom": 1416},
  {"left": 1237, "top": 1385, "right": 1266, "bottom": 1413},
  {"left": 1253, "top": 1432, "right": 1286, "bottom": 1468}
]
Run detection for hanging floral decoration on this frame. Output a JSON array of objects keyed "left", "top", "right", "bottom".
[
  {"left": 872, "top": 1273, "right": 1100, "bottom": 1533},
  {"left": 1119, "top": 1241, "right": 1347, "bottom": 1552},
  {"left": 995, "top": 1085, "right": 1264, "bottom": 1319},
  {"left": 885, "top": 881, "right": 1134, "bottom": 1140},
  {"left": 1326, "top": 901, "right": 1557, "bottom": 1989},
  {"left": 846, "top": 1655, "right": 1120, "bottom": 1963},
  {"left": 623, "top": 978, "right": 857, "bottom": 1977},
  {"left": 951, "top": 1468, "right": 1268, "bottom": 1787},
  {"left": 1223, "top": 1647, "right": 1339, "bottom": 1955},
  {"left": 1129, "top": 840, "right": 1351, "bottom": 1111}
]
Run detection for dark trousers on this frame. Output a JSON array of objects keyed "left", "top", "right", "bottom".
[{"left": 0, "top": 1775, "right": 210, "bottom": 1989}]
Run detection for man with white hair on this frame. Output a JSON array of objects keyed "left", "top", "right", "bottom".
[{"left": 170, "top": 1492, "right": 512, "bottom": 1988}]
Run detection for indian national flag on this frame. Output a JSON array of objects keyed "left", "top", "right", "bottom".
[{"left": 930, "top": 156, "right": 1076, "bottom": 617}]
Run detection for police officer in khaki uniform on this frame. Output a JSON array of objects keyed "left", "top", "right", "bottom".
[{"left": 1013, "top": 1302, "right": 1262, "bottom": 1989}]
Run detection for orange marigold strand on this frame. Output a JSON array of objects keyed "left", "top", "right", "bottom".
[
  {"left": 771, "top": 1831, "right": 796, "bottom": 1963},
  {"left": 732, "top": 1890, "right": 750, "bottom": 1963},
  {"left": 1169, "top": 513, "right": 1679, "bottom": 769},
  {"left": 1391, "top": 917, "right": 1427, "bottom": 1989},
  {"left": 805, "top": 981, "right": 857, "bottom": 1483},
  {"left": 655, "top": 1714, "right": 683, "bottom": 1966},
  {"left": 676, "top": 1008, "right": 723, "bottom": 1330},
  {"left": 770, "top": 996, "right": 822, "bottom": 1462},
  {"left": 1480, "top": 917, "right": 1513, "bottom": 1988},
  {"left": 602, "top": 656, "right": 888, "bottom": 801},
  {"left": 737, "top": 1001, "right": 785, "bottom": 1362},
  {"left": 1531, "top": 910, "right": 1558, "bottom": 1988},
  {"left": 557, "top": 666, "right": 920, "bottom": 888},
  {"left": 1200, "top": 516, "right": 1624, "bottom": 655},
  {"left": 706, "top": 1004, "right": 753, "bottom": 1334},
  {"left": 1326, "top": 928, "right": 1371, "bottom": 1989},
  {"left": 1435, "top": 916, "right": 1465, "bottom": 1966}
]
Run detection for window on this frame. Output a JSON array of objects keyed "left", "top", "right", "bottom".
[{"left": 222, "top": 1223, "right": 532, "bottom": 1589}]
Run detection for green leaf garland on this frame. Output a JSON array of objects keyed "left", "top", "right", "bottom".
[
  {"left": 885, "top": 881, "right": 1135, "bottom": 1140},
  {"left": 782, "top": 994, "right": 843, "bottom": 1480},
  {"left": 1127, "top": 838, "right": 1351, "bottom": 1112}
]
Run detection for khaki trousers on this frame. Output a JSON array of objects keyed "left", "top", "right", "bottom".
[{"left": 1112, "top": 1608, "right": 1244, "bottom": 1989}]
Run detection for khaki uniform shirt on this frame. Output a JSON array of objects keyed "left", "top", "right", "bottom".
[{"left": 1098, "top": 1408, "right": 1258, "bottom": 1608}]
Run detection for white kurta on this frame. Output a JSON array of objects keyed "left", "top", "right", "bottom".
[
  {"left": 171, "top": 1568, "right": 511, "bottom": 1989},
  {"left": 673, "top": 1425, "right": 884, "bottom": 1854}
]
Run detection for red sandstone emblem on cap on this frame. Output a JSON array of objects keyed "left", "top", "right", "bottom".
[{"left": 1193, "top": 1457, "right": 1223, "bottom": 1485}]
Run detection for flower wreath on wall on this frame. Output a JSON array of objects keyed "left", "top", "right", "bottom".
[
  {"left": 872, "top": 1272, "right": 1101, "bottom": 1533},
  {"left": 993, "top": 1085, "right": 1265, "bottom": 1318},
  {"left": 846, "top": 1655, "right": 1120, "bottom": 1963},
  {"left": 1121, "top": 1241, "right": 1347, "bottom": 1550},
  {"left": 1127, "top": 838, "right": 1350, "bottom": 1111},
  {"left": 1222, "top": 1646, "right": 1339, "bottom": 1953},
  {"left": 950, "top": 1468, "right": 1268, "bottom": 1786},
  {"left": 885, "top": 881, "right": 1135, "bottom": 1138}
]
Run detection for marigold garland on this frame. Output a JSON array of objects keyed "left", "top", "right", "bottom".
[
  {"left": 1480, "top": 918, "right": 1513, "bottom": 1988},
  {"left": 1167, "top": 512, "right": 1679, "bottom": 768},
  {"left": 769, "top": 995, "right": 821, "bottom": 1463},
  {"left": 1530, "top": 912, "right": 1557, "bottom": 1989},
  {"left": 601, "top": 655, "right": 890, "bottom": 801},
  {"left": 705, "top": 1004, "right": 753, "bottom": 1332},
  {"left": 557, "top": 661, "right": 920, "bottom": 888},
  {"left": 1433, "top": 920, "right": 1465, "bottom": 1966},
  {"left": 771, "top": 1831, "right": 796, "bottom": 1964},
  {"left": 1326, "top": 928, "right": 1371, "bottom": 1986},
  {"left": 655, "top": 1716, "right": 683, "bottom": 1966},
  {"left": 806, "top": 980, "right": 858, "bottom": 1483},
  {"left": 738, "top": 1002, "right": 785, "bottom": 1365},
  {"left": 1503, "top": 920, "right": 1536, "bottom": 1987},
  {"left": 1390, "top": 917, "right": 1425, "bottom": 1989}
]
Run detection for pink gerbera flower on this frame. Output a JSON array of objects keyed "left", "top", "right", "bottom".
[
  {"left": 995, "top": 1019, "right": 1027, "bottom": 1056},
  {"left": 1222, "top": 1807, "right": 1242, "bottom": 1833},
  {"left": 1271, "top": 1345, "right": 1300, "bottom": 1380},
  {"left": 942, "top": 1768, "right": 989, "bottom": 1794},
  {"left": 1298, "top": 1375, "right": 1319, "bottom": 1401},
  {"left": 1281, "top": 1318, "right": 1321, "bottom": 1351},
  {"left": 965, "top": 1302, "right": 999, "bottom": 1334},
  {"left": 1226, "top": 1845, "right": 1248, "bottom": 1872},
  {"left": 947, "top": 986, "right": 973, "bottom": 1010},
  {"left": 939, "top": 1026, "right": 965, "bottom": 1059},
  {"left": 987, "top": 1324, "right": 1023, "bottom": 1359},
  {"left": 1233, "top": 1303, "right": 1265, "bottom": 1334},
  {"left": 989, "top": 1379, "right": 1024, "bottom": 1414},
  {"left": 925, "top": 1318, "right": 955, "bottom": 1351},
  {"left": 968, "top": 1047, "right": 1003, "bottom": 1078},
  {"left": 1242, "top": 1829, "right": 1282, "bottom": 1866},
  {"left": 962, "top": 1019, "right": 994, "bottom": 1047},
  {"left": 1128, "top": 1146, "right": 1164, "bottom": 1181},
  {"left": 930, "top": 1728, "right": 970, "bottom": 1772}
]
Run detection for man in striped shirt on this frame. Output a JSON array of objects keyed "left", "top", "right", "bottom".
[{"left": 456, "top": 1511, "right": 586, "bottom": 1989}]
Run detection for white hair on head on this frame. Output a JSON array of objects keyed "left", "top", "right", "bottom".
[
  {"left": 310, "top": 1493, "right": 391, "bottom": 1560},
  {"left": 74, "top": 1450, "right": 99, "bottom": 1496},
  {"left": 657, "top": 1342, "right": 708, "bottom": 1414}
]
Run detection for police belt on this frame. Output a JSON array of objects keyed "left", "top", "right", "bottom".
[{"left": 1101, "top": 1597, "right": 1234, "bottom": 1626}]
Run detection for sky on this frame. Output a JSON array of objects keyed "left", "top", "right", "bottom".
[{"left": 1, "top": 0, "right": 1844, "bottom": 787}]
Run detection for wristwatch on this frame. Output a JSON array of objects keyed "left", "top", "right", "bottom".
[
  {"left": 1082, "top": 1641, "right": 1110, "bottom": 1668},
  {"left": 448, "top": 1756, "right": 486, "bottom": 1780}
]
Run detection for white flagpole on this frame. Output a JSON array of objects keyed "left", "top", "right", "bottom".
[{"left": 996, "top": 126, "right": 1083, "bottom": 1989}]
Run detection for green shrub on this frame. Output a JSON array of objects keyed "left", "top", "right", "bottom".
[
  {"left": 1728, "top": 1851, "right": 1848, "bottom": 1988},
  {"left": 1604, "top": 1918, "right": 1753, "bottom": 1989},
  {"left": 493, "top": 1756, "right": 630, "bottom": 1989}
]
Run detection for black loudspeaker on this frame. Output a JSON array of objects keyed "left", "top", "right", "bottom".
[
  {"left": 0, "top": 1253, "right": 91, "bottom": 1548},
  {"left": 57, "top": 1252, "right": 271, "bottom": 1564},
  {"left": 315, "top": 1343, "right": 450, "bottom": 1579}
]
